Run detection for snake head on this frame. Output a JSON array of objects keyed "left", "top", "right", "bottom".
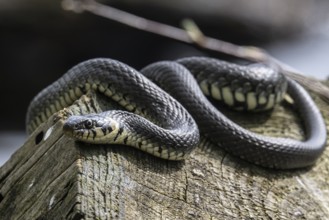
[
  {"left": 64, "top": 115, "right": 97, "bottom": 131},
  {"left": 63, "top": 114, "right": 119, "bottom": 143}
]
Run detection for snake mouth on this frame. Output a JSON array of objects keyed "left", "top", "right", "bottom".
[
  {"left": 63, "top": 122, "right": 74, "bottom": 136},
  {"left": 62, "top": 123, "right": 89, "bottom": 140}
]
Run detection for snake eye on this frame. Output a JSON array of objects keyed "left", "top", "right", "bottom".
[{"left": 84, "top": 119, "right": 94, "bottom": 129}]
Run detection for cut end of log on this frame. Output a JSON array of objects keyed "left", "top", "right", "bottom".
[{"left": 1, "top": 89, "right": 329, "bottom": 219}]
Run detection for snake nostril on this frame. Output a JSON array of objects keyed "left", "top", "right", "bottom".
[{"left": 35, "top": 131, "right": 44, "bottom": 145}]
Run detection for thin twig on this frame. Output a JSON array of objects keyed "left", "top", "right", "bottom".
[
  {"left": 62, "top": 0, "right": 329, "bottom": 102},
  {"left": 61, "top": 0, "right": 266, "bottom": 61}
]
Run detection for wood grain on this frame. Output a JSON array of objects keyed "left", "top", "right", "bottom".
[{"left": 0, "top": 85, "right": 328, "bottom": 219}]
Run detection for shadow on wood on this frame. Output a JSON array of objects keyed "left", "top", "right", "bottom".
[{"left": 0, "top": 86, "right": 329, "bottom": 219}]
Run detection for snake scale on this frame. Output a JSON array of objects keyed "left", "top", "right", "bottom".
[{"left": 26, "top": 57, "right": 327, "bottom": 169}]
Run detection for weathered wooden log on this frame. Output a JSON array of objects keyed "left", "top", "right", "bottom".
[{"left": 0, "top": 82, "right": 328, "bottom": 219}]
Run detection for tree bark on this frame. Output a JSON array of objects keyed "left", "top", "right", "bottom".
[{"left": 0, "top": 82, "right": 328, "bottom": 219}]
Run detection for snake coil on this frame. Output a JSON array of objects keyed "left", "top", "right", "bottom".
[{"left": 26, "top": 57, "right": 327, "bottom": 169}]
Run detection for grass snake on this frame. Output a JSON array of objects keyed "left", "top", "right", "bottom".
[{"left": 26, "top": 57, "right": 327, "bottom": 169}]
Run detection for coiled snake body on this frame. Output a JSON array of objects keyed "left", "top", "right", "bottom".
[{"left": 26, "top": 57, "right": 327, "bottom": 169}]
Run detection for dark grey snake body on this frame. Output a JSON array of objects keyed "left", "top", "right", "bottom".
[
  {"left": 27, "top": 58, "right": 199, "bottom": 160},
  {"left": 26, "top": 57, "right": 327, "bottom": 169}
]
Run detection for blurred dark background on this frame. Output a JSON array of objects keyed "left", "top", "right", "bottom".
[{"left": 1, "top": 0, "right": 329, "bottom": 165}]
